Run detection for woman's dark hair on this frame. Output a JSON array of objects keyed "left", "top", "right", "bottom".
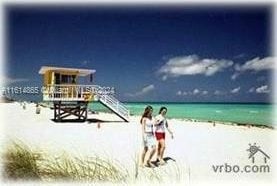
[
  {"left": 159, "top": 106, "right": 167, "bottom": 114},
  {"left": 140, "top": 105, "right": 153, "bottom": 124}
]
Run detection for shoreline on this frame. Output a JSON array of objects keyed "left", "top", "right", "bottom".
[
  {"left": 87, "top": 108, "right": 275, "bottom": 130},
  {"left": 89, "top": 101, "right": 274, "bottom": 129},
  {"left": 4, "top": 100, "right": 275, "bottom": 130}
]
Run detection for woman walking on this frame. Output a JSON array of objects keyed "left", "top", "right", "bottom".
[
  {"left": 155, "top": 107, "right": 173, "bottom": 165},
  {"left": 140, "top": 105, "right": 156, "bottom": 168}
]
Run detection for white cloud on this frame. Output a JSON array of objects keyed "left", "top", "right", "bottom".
[
  {"left": 231, "top": 56, "right": 274, "bottom": 81},
  {"left": 214, "top": 90, "right": 226, "bottom": 96},
  {"left": 256, "top": 85, "right": 270, "bottom": 94},
  {"left": 248, "top": 85, "right": 270, "bottom": 94},
  {"left": 0, "top": 76, "right": 29, "bottom": 84},
  {"left": 126, "top": 84, "right": 155, "bottom": 97},
  {"left": 235, "top": 56, "right": 274, "bottom": 72},
  {"left": 193, "top": 89, "right": 200, "bottom": 95},
  {"left": 202, "top": 90, "right": 209, "bottom": 95},
  {"left": 231, "top": 73, "right": 240, "bottom": 80},
  {"left": 214, "top": 90, "right": 220, "bottom": 95},
  {"left": 162, "top": 76, "right": 167, "bottom": 81},
  {"left": 177, "top": 89, "right": 208, "bottom": 96},
  {"left": 141, "top": 84, "right": 155, "bottom": 93},
  {"left": 182, "top": 91, "right": 188, "bottom": 96},
  {"left": 248, "top": 87, "right": 255, "bottom": 93},
  {"left": 176, "top": 90, "right": 182, "bottom": 96},
  {"left": 158, "top": 55, "right": 233, "bottom": 79},
  {"left": 230, "top": 87, "right": 240, "bottom": 94},
  {"left": 176, "top": 90, "right": 190, "bottom": 96}
]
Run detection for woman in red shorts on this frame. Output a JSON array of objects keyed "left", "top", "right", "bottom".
[{"left": 155, "top": 107, "right": 174, "bottom": 165}]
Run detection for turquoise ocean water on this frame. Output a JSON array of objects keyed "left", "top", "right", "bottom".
[{"left": 89, "top": 102, "right": 274, "bottom": 127}]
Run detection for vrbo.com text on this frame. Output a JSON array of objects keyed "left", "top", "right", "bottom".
[{"left": 212, "top": 163, "right": 270, "bottom": 173}]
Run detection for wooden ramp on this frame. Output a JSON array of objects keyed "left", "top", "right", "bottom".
[{"left": 96, "top": 94, "right": 130, "bottom": 122}]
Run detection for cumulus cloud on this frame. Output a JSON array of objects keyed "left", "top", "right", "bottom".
[
  {"left": 231, "top": 56, "right": 274, "bottom": 80},
  {"left": 230, "top": 87, "right": 241, "bottom": 94},
  {"left": 162, "top": 76, "right": 168, "bottom": 81},
  {"left": 176, "top": 89, "right": 208, "bottom": 96},
  {"left": 183, "top": 91, "right": 188, "bottom": 96},
  {"left": 193, "top": 89, "right": 200, "bottom": 95},
  {"left": 236, "top": 56, "right": 274, "bottom": 72},
  {"left": 214, "top": 90, "right": 226, "bottom": 96},
  {"left": 256, "top": 85, "right": 270, "bottom": 94},
  {"left": 177, "top": 90, "right": 188, "bottom": 96},
  {"left": 231, "top": 73, "right": 240, "bottom": 80},
  {"left": 202, "top": 90, "right": 209, "bottom": 95},
  {"left": 126, "top": 84, "right": 155, "bottom": 97},
  {"left": 158, "top": 55, "right": 233, "bottom": 80},
  {"left": 248, "top": 87, "right": 255, "bottom": 93},
  {"left": 176, "top": 90, "right": 182, "bottom": 96},
  {"left": 248, "top": 85, "right": 270, "bottom": 94}
]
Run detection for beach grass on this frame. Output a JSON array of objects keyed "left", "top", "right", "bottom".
[
  {"left": 2, "top": 141, "right": 42, "bottom": 180},
  {"left": 2, "top": 141, "right": 129, "bottom": 183},
  {"left": 40, "top": 154, "right": 129, "bottom": 182},
  {"left": 2, "top": 141, "right": 183, "bottom": 183}
]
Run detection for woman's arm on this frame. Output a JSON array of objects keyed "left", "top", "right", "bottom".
[
  {"left": 165, "top": 120, "right": 174, "bottom": 138},
  {"left": 141, "top": 118, "right": 147, "bottom": 140},
  {"left": 142, "top": 118, "right": 146, "bottom": 133},
  {"left": 154, "top": 115, "right": 162, "bottom": 126}
]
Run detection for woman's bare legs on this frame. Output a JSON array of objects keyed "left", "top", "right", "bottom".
[
  {"left": 158, "top": 139, "right": 166, "bottom": 164},
  {"left": 149, "top": 147, "right": 156, "bottom": 162},
  {"left": 156, "top": 142, "right": 161, "bottom": 160},
  {"left": 140, "top": 147, "right": 148, "bottom": 167},
  {"left": 144, "top": 146, "right": 156, "bottom": 167}
]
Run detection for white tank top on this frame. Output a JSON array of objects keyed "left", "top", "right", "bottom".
[{"left": 144, "top": 118, "right": 154, "bottom": 133}]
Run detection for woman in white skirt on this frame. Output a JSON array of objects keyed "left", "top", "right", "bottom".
[{"left": 140, "top": 105, "right": 156, "bottom": 168}]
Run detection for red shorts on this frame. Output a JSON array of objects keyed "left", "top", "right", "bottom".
[{"left": 155, "top": 132, "right": 165, "bottom": 140}]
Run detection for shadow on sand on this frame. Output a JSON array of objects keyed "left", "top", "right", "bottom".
[
  {"left": 150, "top": 157, "right": 176, "bottom": 167},
  {"left": 86, "top": 118, "right": 125, "bottom": 123},
  {"left": 51, "top": 118, "right": 124, "bottom": 124}
]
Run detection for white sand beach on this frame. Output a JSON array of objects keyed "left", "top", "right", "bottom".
[{"left": 0, "top": 102, "right": 276, "bottom": 185}]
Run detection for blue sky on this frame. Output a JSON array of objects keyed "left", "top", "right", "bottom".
[{"left": 5, "top": 5, "right": 274, "bottom": 102}]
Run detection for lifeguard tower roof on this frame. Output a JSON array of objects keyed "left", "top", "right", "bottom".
[{"left": 39, "top": 66, "right": 96, "bottom": 76}]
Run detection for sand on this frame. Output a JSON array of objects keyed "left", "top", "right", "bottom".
[{"left": 0, "top": 102, "right": 276, "bottom": 185}]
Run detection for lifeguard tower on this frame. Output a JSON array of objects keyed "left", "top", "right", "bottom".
[{"left": 39, "top": 66, "right": 129, "bottom": 122}]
